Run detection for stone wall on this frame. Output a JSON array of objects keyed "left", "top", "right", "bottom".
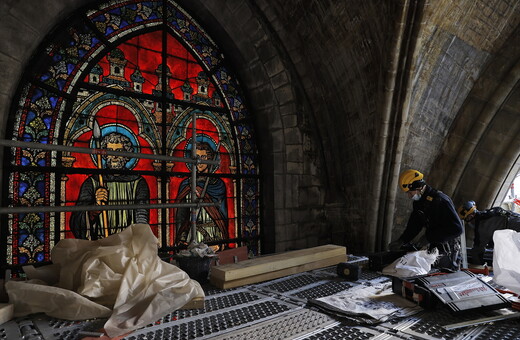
[{"left": 0, "top": 0, "right": 519, "bottom": 256}]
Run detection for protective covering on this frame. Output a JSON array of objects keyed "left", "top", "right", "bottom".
[
  {"left": 493, "top": 229, "right": 520, "bottom": 295},
  {"left": 6, "top": 224, "right": 204, "bottom": 338},
  {"left": 382, "top": 249, "right": 438, "bottom": 278},
  {"left": 310, "top": 282, "right": 421, "bottom": 324}
]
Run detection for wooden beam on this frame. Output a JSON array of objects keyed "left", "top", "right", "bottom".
[
  {"left": 210, "top": 254, "right": 347, "bottom": 289},
  {"left": 211, "top": 244, "right": 346, "bottom": 281},
  {"left": 209, "top": 244, "right": 347, "bottom": 289}
]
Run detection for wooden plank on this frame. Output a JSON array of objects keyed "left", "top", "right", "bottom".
[
  {"left": 210, "top": 254, "right": 347, "bottom": 289},
  {"left": 210, "top": 244, "right": 346, "bottom": 281}
]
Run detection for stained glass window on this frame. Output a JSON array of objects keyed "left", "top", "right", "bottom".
[{"left": 2, "top": 0, "right": 260, "bottom": 273}]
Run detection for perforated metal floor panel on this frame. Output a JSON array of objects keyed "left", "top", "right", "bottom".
[
  {"left": 379, "top": 308, "right": 520, "bottom": 340},
  {"left": 2, "top": 259, "right": 520, "bottom": 340}
]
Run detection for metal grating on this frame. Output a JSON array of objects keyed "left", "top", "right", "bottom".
[
  {"left": 204, "top": 290, "right": 263, "bottom": 312},
  {"left": 298, "top": 324, "right": 380, "bottom": 340},
  {"left": 381, "top": 309, "right": 520, "bottom": 340},
  {"left": 210, "top": 309, "right": 336, "bottom": 340},
  {"left": 156, "top": 308, "right": 205, "bottom": 322},
  {"left": 123, "top": 299, "right": 296, "bottom": 340},
  {"left": 409, "top": 319, "right": 460, "bottom": 339},
  {"left": 203, "top": 285, "right": 240, "bottom": 296},
  {"left": 33, "top": 316, "right": 108, "bottom": 340},
  {"left": 3, "top": 264, "right": 520, "bottom": 339},
  {"left": 358, "top": 270, "right": 385, "bottom": 281},
  {"left": 474, "top": 323, "right": 520, "bottom": 340},
  {"left": 134, "top": 290, "right": 265, "bottom": 329},
  {"left": 292, "top": 281, "right": 352, "bottom": 300},
  {"left": 260, "top": 274, "right": 324, "bottom": 293},
  {"left": 0, "top": 322, "right": 18, "bottom": 340}
]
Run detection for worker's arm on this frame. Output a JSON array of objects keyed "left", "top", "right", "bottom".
[
  {"left": 389, "top": 209, "right": 425, "bottom": 250},
  {"left": 399, "top": 209, "right": 426, "bottom": 244}
]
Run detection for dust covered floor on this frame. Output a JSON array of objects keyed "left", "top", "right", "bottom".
[{"left": 2, "top": 258, "right": 520, "bottom": 340}]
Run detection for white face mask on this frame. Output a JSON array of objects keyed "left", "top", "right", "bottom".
[{"left": 411, "top": 193, "right": 421, "bottom": 201}]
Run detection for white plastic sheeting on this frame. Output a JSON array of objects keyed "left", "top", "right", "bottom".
[
  {"left": 382, "top": 249, "right": 438, "bottom": 278},
  {"left": 6, "top": 224, "right": 204, "bottom": 338},
  {"left": 493, "top": 229, "right": 520, "bottom": 295}
]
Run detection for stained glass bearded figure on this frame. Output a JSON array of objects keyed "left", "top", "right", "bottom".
[
  {"left": 70, "top": 132, "right": 149, "bottom": 239},
  {"left": 175, "top": 141, "right": 228, "bottom": 246}
]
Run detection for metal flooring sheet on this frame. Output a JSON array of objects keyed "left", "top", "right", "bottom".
[{"left": 2, "top": 260, "right": 520, "bottom": 340}]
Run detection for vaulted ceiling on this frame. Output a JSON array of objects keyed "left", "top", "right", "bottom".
[{"left": 0, "top": 0, "right": 519, "bottom": 253}]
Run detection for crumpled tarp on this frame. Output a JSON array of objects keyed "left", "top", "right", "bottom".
[{"left": 6, "top": 224, "right": 204, "bottom": 338}]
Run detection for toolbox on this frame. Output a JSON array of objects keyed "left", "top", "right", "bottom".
[
  {"left": 391, "top": 275, "right": 437, "bottom": 309},
  {"left": 417, "top": 270, "right": 510, "bottom": 313},
  {"left": 391, "top": 270, "right": 510, "bottom": 313}
]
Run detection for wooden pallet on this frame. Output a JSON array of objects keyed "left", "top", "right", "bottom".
[{"left": 209, "top": 244, "right": 347, "bottom": 289}]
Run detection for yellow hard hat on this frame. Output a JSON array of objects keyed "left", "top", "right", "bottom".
[
  {"left": 458, "top": 201, "right": 477, "bottom": 220},
  {"left": 399, "top": 169, "right": 425, "bottom": 192}
]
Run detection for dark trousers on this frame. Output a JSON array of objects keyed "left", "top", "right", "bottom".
[{"left": 429, "top": 237, "right": 461, "bottom": 271}]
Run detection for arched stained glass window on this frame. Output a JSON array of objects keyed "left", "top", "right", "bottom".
[{"left": 1, "top": 0, "right": 260, "bottom": 273}]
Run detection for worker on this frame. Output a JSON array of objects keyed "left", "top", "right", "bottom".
[
  {"left": 388, "top": 169, "right": 463, "bottom": 272},
  {"left": 458, "top": 200, "right": 520, "bottom": 264}
]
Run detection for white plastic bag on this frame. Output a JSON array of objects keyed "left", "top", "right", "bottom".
[
  {"left": 382, "top": 249, "right": 438, "bottom": 278},
  {"left": 493, "top": 229, "right": 520, "bottom": 295}
]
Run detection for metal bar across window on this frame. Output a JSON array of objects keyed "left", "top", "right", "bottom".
[
  {"left": 0, "top": 139, "right": 220, "bottom": 166},
  {"left": 0, "top": 138, "right": 221, "bottom": 215},
  {"left": 0, "top": 201, "right": 219, "bottom": 215}
]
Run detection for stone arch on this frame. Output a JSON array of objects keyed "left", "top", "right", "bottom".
[
  {"left": 180, "top": 1, "right": 323, "bottom": 252},
  {"left": 1, "top": 0, "right": 275, "bottom": 269}
]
